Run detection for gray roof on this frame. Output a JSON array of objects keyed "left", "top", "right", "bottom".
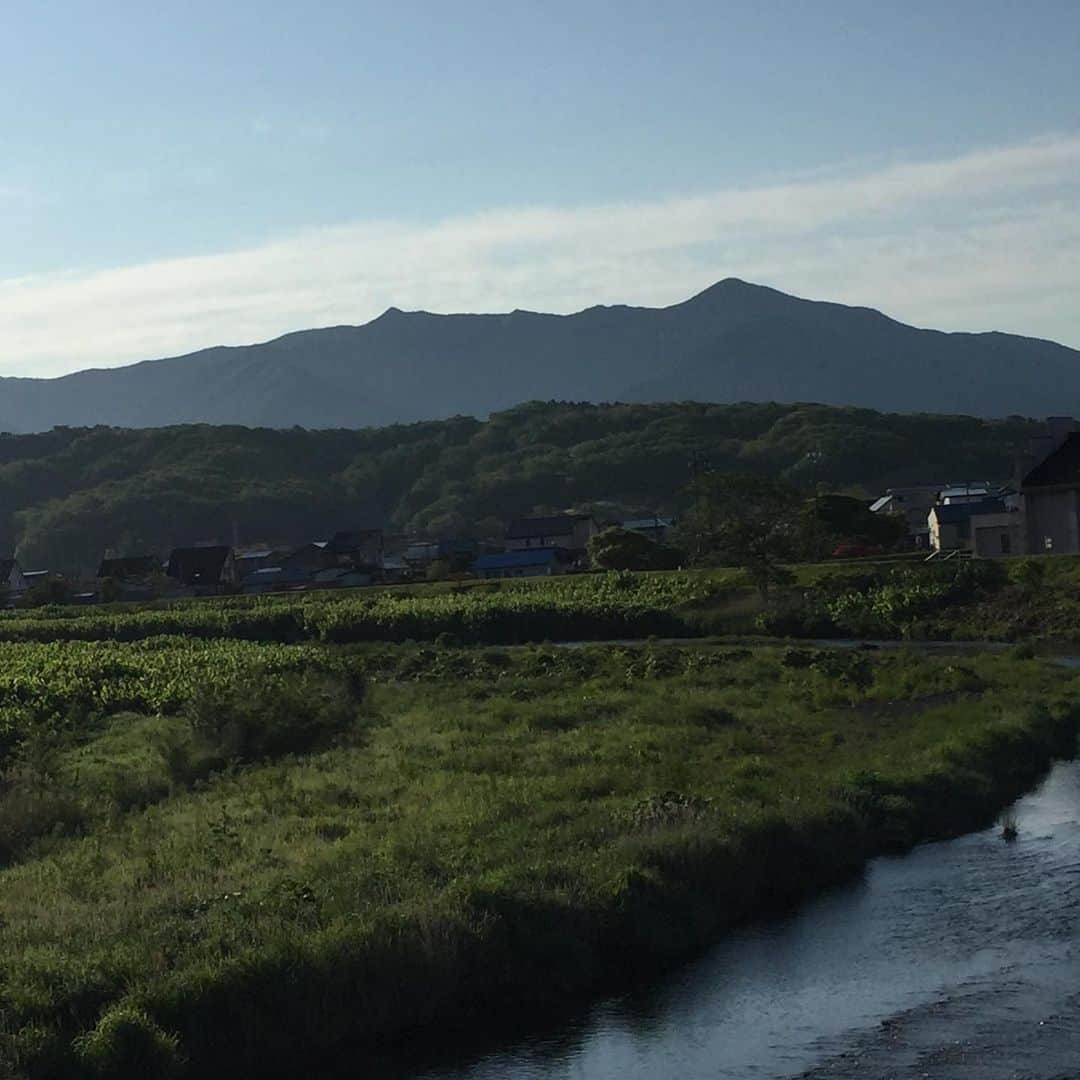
[
  {"left": 505, "top": 515, "right": 587, "bottom": 540},
  {"left": 932, "top": 498, "right": 1007, "bottom": 525},
  {"left": 940, "top": 485, "right": 994, "bottom": 500},
  {"left": 1023, "top": 432, "right": 1080, "bottom": 488},
  {"left": 621, "top": 517, "right": 673, "bottom": 531}
]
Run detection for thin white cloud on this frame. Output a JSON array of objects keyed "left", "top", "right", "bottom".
[{"left": 1, "top": 132, "right": 1079, "bottom": 377}]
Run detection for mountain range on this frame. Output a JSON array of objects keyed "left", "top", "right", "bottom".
[{"left": 3, "top": 279, "right": 1078, "bottom": 432}]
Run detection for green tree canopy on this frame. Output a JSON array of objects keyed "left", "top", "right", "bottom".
[
  {"left": 677, "top": 473, "right": 801, "bottom": 598},
  {"left": 587, "top": 527, "right": 682, "bottom": 571}
]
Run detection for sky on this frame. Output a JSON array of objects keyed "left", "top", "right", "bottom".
[{"left": 1, "top": 0, "right": 1079, "bottom": 377}]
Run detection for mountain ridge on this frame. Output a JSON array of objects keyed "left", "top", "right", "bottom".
[{"left": 1, "top": 279, "right": 1077, "bottom": 431}]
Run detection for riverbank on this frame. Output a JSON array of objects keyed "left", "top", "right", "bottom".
[
  {"left": 2, "top": 642, "right": 1078, "bottom": 1077},
  {"left": 435, "top": 756, "right": 1080, "bottom": 1080}
]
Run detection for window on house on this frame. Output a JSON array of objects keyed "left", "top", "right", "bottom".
[
  {"left": 1000, "top": 533, "right": 1011, "bottom": 555},
  {"left": 1045, "top": 536, "right": 1054, "bottom": 551}
]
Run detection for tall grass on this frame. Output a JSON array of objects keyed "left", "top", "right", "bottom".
[{"left": 0, "top": 642, "right": 1075, "bottom": 1077}]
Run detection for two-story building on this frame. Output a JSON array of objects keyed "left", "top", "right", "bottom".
[
  {"left": 504, "top": 515, "right": 598, "bottom": 553},
  {"left": 1022, "top": 424, "right": 1080, "bottom": 555},
  {"left": 166, "top": 546, "right": 240, "bottom": 591},
  {"left": 325, "top": 529, "right": 384, "bottom": 571}
]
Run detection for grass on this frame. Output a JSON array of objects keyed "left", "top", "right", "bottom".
[{"left": 0, "top": 639, "right": 1077, "bottom": 1077}]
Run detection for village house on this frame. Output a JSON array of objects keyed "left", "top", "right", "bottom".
[
  {"left": 240, "top": 564, "right": 312, "bottom": 595},
  {"left": 1021, "top": 420, "right": 1080, "bottom": 555},
  {"left": 504, "top": 514, "right": 598, "bottom": 553},
  {"left": 233, "top": 548, "right": 277, "bottom": 579},
  {"left": 403, "top": 537, "right": 478, "bottom": 571},
  {"left": 0, "top": 558, "right": 28, "bottom": 599},
  {"left": 928, "top": 497, "right": 1020, "bottom": 556},
  {"left": 166, "top": 545, "right": 239, "bottom": 591},
  {"left": 279, "top": 542, "right": 335, "bottom": 573},
  {"left": 969, "top": 504, "right": 1025, "bottom": 558},
  {"left": 325, "top": 529, "right": 384, "bottom": 570},
  {"left": 380, "top": 554, "right": 410, "bottom": 584},
  {"left": 472, "top": 548, "right": 566, "bottom": 579},
  {"left": 621, "top": 516, "right": 674, "bottom": 543},
  {"left": 312, "top": 566, "right": 375, "bottom": 589},
  {"left": 96, "top": 554, "right": 159, "bottom": 598},
  {"left": 97, "top": 554, "right": 158, "bottom": 581},
  {"left": 869, "top": 485, "right": 943, "bottom": 546},
  {"left": 938, "top": 482, "right": 1000, "bottom": 505},
  {"left": 404, "top": 539, "right": 440, "bottom": 566}
]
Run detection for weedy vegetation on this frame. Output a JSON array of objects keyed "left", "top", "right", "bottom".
[{"left": 0, "top": 634, "right": 1076, "bottom": 1078}]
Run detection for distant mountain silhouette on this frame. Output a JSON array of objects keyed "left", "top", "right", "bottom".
[{"left": 1, "top": 279, "right": 1076, "bottom": 431}]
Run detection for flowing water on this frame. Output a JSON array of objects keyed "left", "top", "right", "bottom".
[{"left": 415, "top": 756, "right": 1080, "bottom": 1079}]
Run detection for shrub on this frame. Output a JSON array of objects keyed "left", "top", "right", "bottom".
[
  {"left": 810, "top": 650, "right": 873, "bottom": 689},
  {"left": 184, "top": 667, "right": 363, "bottom": 767},
  {"left": 624, "top": 790, "right": 714, "bottom": 830},
  {"left": 0, "top": 781, "right": 86, "bottom": 864},
  {"left": 73, "top": 1004, "right": 185, "bottom": 1078},
  {"left": 588, "top": 528, "right": 682, "bottom": 571},
  {"left": 1013, "top": 558, "right": 1047, "bottom": 593}
]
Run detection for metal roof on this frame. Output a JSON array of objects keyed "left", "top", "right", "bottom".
[
  {"left": 931, "top": 498, "right": 1007, "bottom": 525},
  {"left": 621, "top": 517, "right": 673, "bottom": 531},
  {"left": 474, "top": 549, "right": 560, "bottom": 570},
  {"left": 1023, "top": 432, "right": 1080, "bottom": 488}
]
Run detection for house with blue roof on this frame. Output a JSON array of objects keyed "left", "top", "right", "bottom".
[{"left": 472, "top": 548, "right": 565, "bottom": 579}]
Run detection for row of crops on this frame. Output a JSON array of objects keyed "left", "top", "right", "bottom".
[
  {"left": 0, "top": 637, "right": 330, "bottom": 722},
  {"left": 0, "top": 572, "right": 717, "bottom": 645}
]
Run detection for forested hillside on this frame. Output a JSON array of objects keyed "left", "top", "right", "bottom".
[{"left": 1, "top": 401, "right": 1040, "bottom": 570}]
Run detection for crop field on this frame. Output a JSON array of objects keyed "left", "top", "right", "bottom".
[
  {"left": 0, "top": 633, "right": 1077, "bottom": 1077},
  {"left": 0, "top": 570, "right": 729, "bottom": 646},
  {"left": 4, "top": 554, "right": 1080, "bottom": 650}
]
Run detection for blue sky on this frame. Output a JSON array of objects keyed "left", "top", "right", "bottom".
[{"left": 2, "top": 0, "right": 1079, "bottom": 375}]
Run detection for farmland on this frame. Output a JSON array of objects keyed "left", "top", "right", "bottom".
[
  {"left": 2, "top": 556, "right": 1080, "bottom": 1075},
  {"left": 0, "top": 631, "right": 1077, "bottom": 1077},
  {"left": 0, "top": 570, "right": 720, "bottom": 646},
  {"left": 2, "top": 552, "right": 1080, "bottom": 649}
]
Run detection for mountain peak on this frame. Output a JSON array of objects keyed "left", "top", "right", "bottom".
[{"left": 0, "top": 282, "right": 1074, "bottom": 432}]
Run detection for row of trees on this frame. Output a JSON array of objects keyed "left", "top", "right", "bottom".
[
  {"left": 1, "top": 401, "right": 1028, "bottom": 571},
  {"left": 588, "top": 475, "right": 907, "bottom": 597}
]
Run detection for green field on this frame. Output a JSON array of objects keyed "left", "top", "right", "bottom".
[
  {"left": 1, "top": 634, "right": 1077, "bottom": 1077},
  {"left": 3, "top": 553, "right": 1080, "bottom": 649}
]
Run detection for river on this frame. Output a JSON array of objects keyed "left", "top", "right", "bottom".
[{"left": 414, "top": 755, "right": 1080, "bottom": 1079}]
